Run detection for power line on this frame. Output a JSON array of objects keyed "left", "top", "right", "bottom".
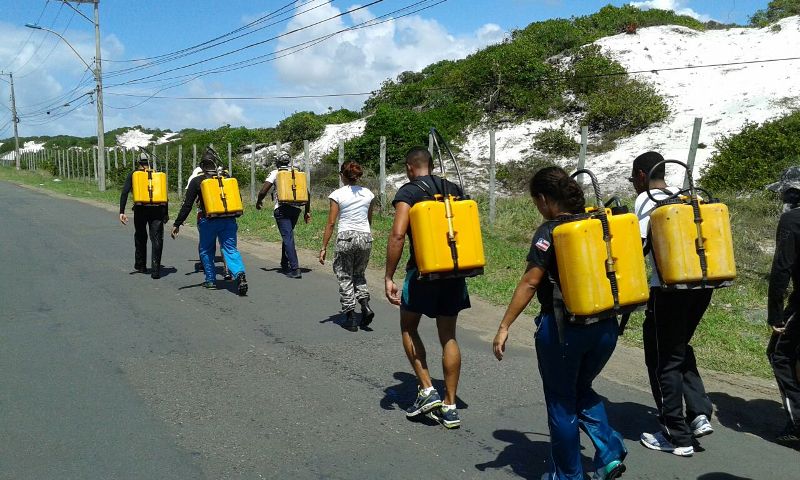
[
  {"left": 102, "top": 55, "right": 800, "bottom": 104},
  {"left": 2, "top": 0, "right": 51, "bottom": 71},
  {"left": 17, "top": 7, "right": 78, "bottom": 79},
  {"left": 14, "top": 1, "right": 66, "bottom": 76}
]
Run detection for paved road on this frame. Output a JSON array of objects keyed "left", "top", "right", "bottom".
[{"left": 0, "top": 180, "right": 796, "bottom": 480}]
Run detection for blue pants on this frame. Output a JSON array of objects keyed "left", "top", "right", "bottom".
[
  {"left": 198, "top": 217, "right": 245, "bottom": 282},
  {"left": 274, "top": 205, "right": 301, "bottom": 270},
  {"left": 535, "top": 313, "right": 626, "bottom": 480}
]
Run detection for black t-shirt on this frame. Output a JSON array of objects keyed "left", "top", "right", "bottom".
[
  {"left": 392, "top": 175, "right": 464, "bottom": 270},
  {"left": 526, "top": 220, "right": 561, "bottom": 314}
]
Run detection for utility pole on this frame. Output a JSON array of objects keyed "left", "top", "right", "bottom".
[
  {"left": 33, "top": 1, "right": 106, "bottom": 190},
  {"left": 0, "top": 72, "right": 21, "bottom": 170}
]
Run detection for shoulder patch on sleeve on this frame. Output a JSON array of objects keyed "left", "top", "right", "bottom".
[{"left": 535, "top": 238, "right": 551, "bottom": 252}]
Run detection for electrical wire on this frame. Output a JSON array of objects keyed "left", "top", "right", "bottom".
[
  {"left": 17, "top": 8, "right": 78, "bottom": 80},
  {"left": 2, "top": 0, "right": 51, "bottom": 71},
  {"left": 14, "top": 1, "right": 66, "bottom": 76}
]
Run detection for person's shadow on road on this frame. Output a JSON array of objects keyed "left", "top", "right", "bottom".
[
  {"left": 320, "top": 312, "right": 374, "bottom": 332},
  {"left": 475, "top": 429, "right": 587, "bottom": 479},
  {"left": 709, "top": 391, "right": 799, "bottom": 450},
  {"left": 697, "top": 474, "right": 754, "bottom": 480}
]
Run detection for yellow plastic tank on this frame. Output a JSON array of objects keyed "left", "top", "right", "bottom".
[
  {"left": 409, "top": 195, "right": 486, "bottom": 279},
  {"left": 201, "top": 176, "right": 243, "bottom": 218},
  {"left": 276, "top": 169, "right": 309, "bottom": 205},
  {"left": 132, "top": 170, "right": 168, "bottom": 205},
  {"left": 553, "top": 210, "right": 649, "bottom": 318},
  {"left": 650, "top": 201, "right": 736, "bottom": 287}
]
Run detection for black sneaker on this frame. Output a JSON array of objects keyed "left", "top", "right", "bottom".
[
  {"left": 286, "top": 269, "right": 302, "bottom": 279},
  {"left": 202, "top": 280, "right": 216, "bottom": 289},
  {"left": 135, "top": 266, "right": 148, "bottom": 274},
  {"left": 359, "top": 299, "right": 375, "bottom": 327},
  {"left": 342, "top": 310, "right": 359, "bottom": 332},
  {"left": 151, "top": 265, "right": 161, "bottom": 279},
  {"left": 405, "top": 388, "right": 442, "bottom": 417},
  {"left": 776, "top": 423, "right": 800, "bottom": 443},
  {"left": 427, "top": 405, "right": 461, "bottom": 429},
  {"left": 223, "top": 270, "right": 233, "bottom": 281},
  {"left": 236, "top": 273, "right": 248, "bottom": 296}
]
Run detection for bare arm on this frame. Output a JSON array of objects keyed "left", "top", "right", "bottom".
[
  {"left": 384, "top": 202, "right": 410, "bottom": 305},
  {"left": 493, "top": 263, "right": 546, "bottom": 360},
  {"left": 319, "top": 200, "right": 339, "bottom": 264},
  {"left": 256, "top": 181, "right": 272, "bottom": 209},
  {"left": 367, "top": 199, "right": 375, "bottom": 226}
]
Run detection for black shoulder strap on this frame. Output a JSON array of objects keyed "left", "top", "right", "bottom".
[{"left": 411, "top": 179, "right": 435, "bottom": 198}]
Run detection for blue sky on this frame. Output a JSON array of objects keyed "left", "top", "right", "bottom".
[{"left": 0, "top": 0, "right": 770, "bottom": 138}]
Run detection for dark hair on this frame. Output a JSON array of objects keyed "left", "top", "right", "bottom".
[
  {"left": 200, "top": 149, "right": 218, "bottom": 171},
  {"left": 632, "top": 151, "right": 665, "bottom": 180},
  {"left": 405, "top": 147, "right": 433, "bottom": 169},
  {"left": 529, "top": 166, "right": 585, "bottom": 214},
  {"left": 340, "top": 161, "right": 363, "bottom": 182}
]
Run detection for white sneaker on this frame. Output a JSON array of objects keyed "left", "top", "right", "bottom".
[
  {"left": 640, "top": 431, "right": 694, "bottom": 457},
  {"left": 690, "top": 414, "right": 714, "bottom": 438}
]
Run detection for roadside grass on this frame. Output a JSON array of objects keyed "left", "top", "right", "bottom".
[{"left": 1, "top": 167, "right": 777, "bottom": 378}]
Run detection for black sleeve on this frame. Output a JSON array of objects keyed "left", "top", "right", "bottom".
[
  {"left": 174, "top": 177, "right": 201, "bottom": 227},
  {"left": 526, "top": 224, "right": 555, "bottom": 271},
  {"left": 392, "top": 184, "right": 416, "bottom": 208},
  {"left": 768, "top": 214, "right": 798, "bottom": 326},
  {"left": 119, "top": 172, "right": 133, "bottom": 214}
]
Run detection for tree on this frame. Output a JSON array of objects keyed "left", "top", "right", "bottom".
[{"left": 750, "top": 0, "right": 800, "bottom": 26}]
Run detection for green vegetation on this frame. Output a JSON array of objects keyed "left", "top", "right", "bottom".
[
  {"left": 533, "top": 128, "right": 580, "bottom": 156},
  {"left": 750, "top": 0, "right": 800, "bottom": 26},
  {"left": 1, "top": 166, "right": 778, "bottom": 379},
  {"left": 700, "top": 111, "right": 800, "bottom": 192}
]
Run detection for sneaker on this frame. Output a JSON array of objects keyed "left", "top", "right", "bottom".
[
  {"left": 359, "top": 299, "right": 375, "bottom": 327},
  {"left": 592, "top": 459, "right": 626, "bottom": 480},
  {"left": 776, "top": 423, "right": 800, "bottom": 443},
  {"left": 427, "top": 405, "right": 461, "bottom": 429},
  {"left": 236, "top": 273, "right": 248, "bottom": 296},
  {"left": 223, "top": 270, "right": 233, "bottom": 281},
  {"left": 150, "top": 265, "right": 161, "bottom": 279},
  {"left": 286, "top": 269, "right": 302, "bottom": 279},
  {"left": 690, "top": 414, "right": 714, "bottom": 438},
  {"left": 202, "top": 280, "right": 216, "bottom": 289},
  {"left": 405, "top": 388, "right": 442, "bottom": 417},
  {"left": 640, "top": 431, "right": 693, "bottom": 456},
  {"left": 135, "top": 266, "right": 148, "bottom": 273}
]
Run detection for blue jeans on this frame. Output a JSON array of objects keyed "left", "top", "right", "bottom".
[
  {"left": 535, "top": 313, "right": 626, "bottom": 480},
  {"left": 274, "top": 205, "right": 301, "bottom": 270},
  {"left": 198, "top": 217, "right": 245, "bottom": 282}
]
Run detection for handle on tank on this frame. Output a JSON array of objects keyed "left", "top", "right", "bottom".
[
  {"left": 645, "top": 159, "right": 709, "bottom": 284},
  {"left": 570, "top": 168, "right": 621, "bottom": 311},
  {"left": 147, "top": 169, "right": 154, "bottom": 203},
  {"left": 429, "top": 128, "right": 465, "bottom": 271},
  {"left": 570, "top": 169, "right": 603, "bottom": 208}
]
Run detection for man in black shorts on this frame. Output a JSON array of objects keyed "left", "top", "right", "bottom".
[{"left": 385, "top": 146, "right": 470, "bottom": 429}]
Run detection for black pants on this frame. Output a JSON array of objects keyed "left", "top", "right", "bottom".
[
  {"left": 133, "top": 206, "right": 166, "bottom": 270},
  {"left": 767, "top": 313, "right": 800, "bottom": 428},
  {"left": 643, "top": 288, "right": 714, "bottom": 447}
]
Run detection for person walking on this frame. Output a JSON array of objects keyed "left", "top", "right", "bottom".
[
  {"left": 492, "top": 166, "right": 627, "bottom": 480},
  {"left": 256, "top": 152, "right": 311, "bottom": 279},
  {"left": 385, "top": 147, "right": 470, "bottom": 429},
  {"left": 319, "top": 161, "right": 376, "bottom": 332},
  {"left": 629, "top": 151, "right": 714, "bottom": 457},
  {"left": 186, "top": 164, "right": 231, "bottom": 281},
  {"left": 171, "top": 148, "right": 248, "bottom": 296},
  {"left": 766, "top": 167, "right": 800, "bottom": 444},
  {"left": 118, "top": 152, "right": 168, "bottom": 279}
]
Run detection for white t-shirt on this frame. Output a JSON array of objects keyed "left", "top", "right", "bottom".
[
  {"left": 328, "top": 185, "right": 374, "bottom": 234},
  {"left": 265, "top": 169, "right": 302, "bottom": 210},
  {"left": 634, "top": 187, "right": 680, "bottom": 287},
  {"left": 186, "top": 167, "right": 203, "bottom": 189}
]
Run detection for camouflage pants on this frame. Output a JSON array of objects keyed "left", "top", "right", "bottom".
[{"left": 333, "top": 231, "right": 372, "bottom": 312}]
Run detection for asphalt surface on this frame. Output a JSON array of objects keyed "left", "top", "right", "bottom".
[{"left": 0, "top": 180, "right": 796, "bottom": 480}]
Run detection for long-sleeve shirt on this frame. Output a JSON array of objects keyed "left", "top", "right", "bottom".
[
  {"left": 768, "top": 207, "right": 800, "bottom": 326},
  {"left": 173, "top": 174, "right": 208, "bottom": 227},
  {"left": 119, "top": 171, "right": 135, "bottom": 214}
]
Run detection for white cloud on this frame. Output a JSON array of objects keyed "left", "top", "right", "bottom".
[
  {"left": 273, "top": 2, "right": 507, "bottom": 107},
  {"left": 629, "top": 0, "right": 713, "bottom": 22},
  {"left": 209, "top": 99, "right": 248, "bottom": 125}
]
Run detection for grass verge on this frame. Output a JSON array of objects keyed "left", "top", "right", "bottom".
[{"left": 1, "top": 167, "right": 776, "bottom": 378}]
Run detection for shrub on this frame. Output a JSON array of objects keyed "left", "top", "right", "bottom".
[
  {"left": 584, "top": 79, "right": 668, "bottom": 133},
  {"left": 750, "top": 0, "right": 800, "bottom": 26},
  {"left": 701, "top": 112, "right": 800, "bottom": 192},
  {"left": 534, "top": 128, "right": 580, "bottom": 156}
]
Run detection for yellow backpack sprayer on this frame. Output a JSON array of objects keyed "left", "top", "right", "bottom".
[
  {"left": 646, "top": 159, "right": 735, "bottom": 289},
  {"left": 552, "top": 169, "right": 649, "bottom": 322},
  {"left": 199, "top": 146, "right": 244, "bottom": 218},
  {"left": 275, "top": 153, "right": 309, "bottom": 206},
  {"left": 408, "top": 128, "right": 486, "bottom": 280},
  {"left": 132, "top": 151, "right": 168, "bottom": 206}
]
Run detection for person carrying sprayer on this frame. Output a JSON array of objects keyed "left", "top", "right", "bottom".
[
  {"left": 765, "top": 167, "right": 800, "bottom": 445},
  {"left": 385, "top": 146, "right": 471, "bottom": 429},
  {"left": 257, "top": 151, "right": 311, "bottom": 279},
  {"left": 629, "top": 151, "right": 714, "bottom": 456},
  {"left": 171, "top": 148, "right": 248, "bottom": 296},
  {"left": 492, "top": 166, "right": 627, "bottom": 480},
  {"left": 118, "top": 152, "right": 168, "bottom": 279},
  {"left": 319, "top": 161, "right": 376, "bottom": 332},
  {"left": 186, "top": 163, "right": 231, "bottom": 281}
]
